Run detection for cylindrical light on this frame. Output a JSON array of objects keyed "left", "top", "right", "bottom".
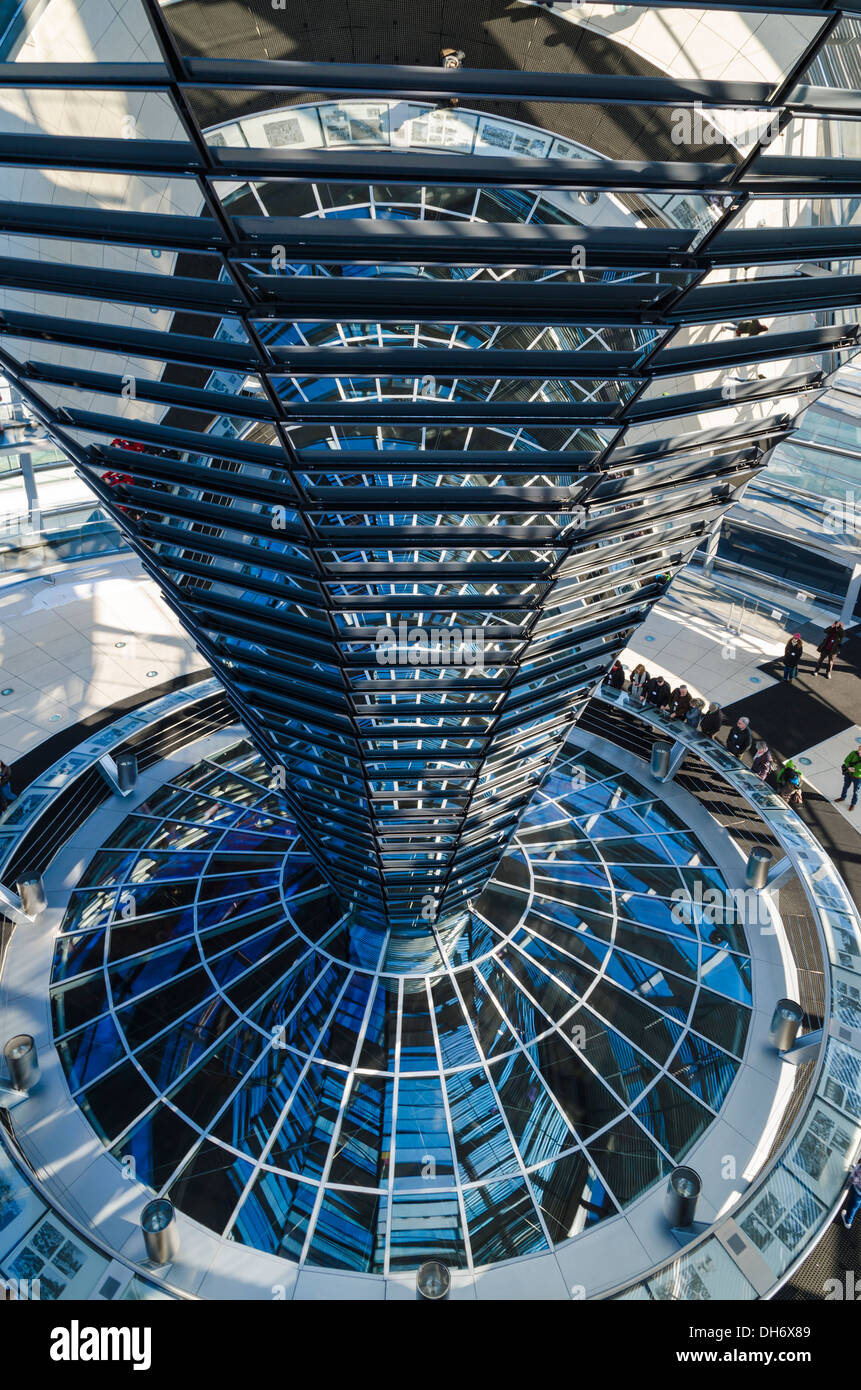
[
  {"left": 115, "top": 752, "right": 138, "bottom": 794},
  {"left": 4, "top": 1034, "right": 39, "bottom": 1092},
  {"left": 416, "top": 1261, "right": 451, "bottom": 1301},
  {"left": 650, "top": 741, "right": 672, "bottom": 780},
  {"left": 744, "top": 847, "right": 772, "bottom": 891},
  {"left": 769, "top": 998, "right": 804, "bottom": 1052},
  {"left": 665, "top": 1166, "right": 701, "bottom": 1229},
  {"left": 141, "top": 1198, "right": 180, "bottom": 1266}
]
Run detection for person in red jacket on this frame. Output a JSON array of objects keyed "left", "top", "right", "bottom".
[{"left": 604, "top": 660, "right": 625, "bottom": 691}]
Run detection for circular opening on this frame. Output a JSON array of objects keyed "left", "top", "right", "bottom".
[
  {"left": 4, "top": 1034, "right": 33, "bottom": 1062},
  {"left": 416, "top": 1261, "right": 451, "bottom": 1300},
  {"left": 670, "top": 1167, "right": 702, "bottom": 1199},
  {"left": 141, "top": 1198, "right": 174, "bottom": 1234},
  {"left": 776, "top": 999, "right": 804, "bottom": 1022}
]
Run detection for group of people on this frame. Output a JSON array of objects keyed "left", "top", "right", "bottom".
[
  {"left": 603, "top": 662, "right": 845, "bottom": 813},
  {"left": 608, "top": 660, "right": 722, "bottom": 738},
  {"left": 604, "top": 614, "right": 860, "bottom": 817},
  {"left": 782, "top": 622, "right": 844, "bottom": 683}
]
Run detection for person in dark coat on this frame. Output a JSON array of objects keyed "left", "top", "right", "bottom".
[
  {"left": 726, "top": 716, "right": 752, "bottom": 759},
  {"left": 782, "top": 634, "right": 803, "bottom": 683},
  {"left": 604, "top": 660, "right": 625, "bottom": 690},
  {"left": 667, "top": 684, "right": 693, "bottom": 720},
  {"left": 734, "top": 318, "right": 767, "bottom": 338},
  {"left": 699, "top": 702, "right": 722, "bottom": 738},
  {"left": 841, "top": 1161, "right": 861, "bottom": 1229},
  {"left": 0, "top": 760, "right": 14, "bottom": 809},
  {"left": 645, "top": 676, "right": 671, "bottom": 710},
  {"left": 814, "top": 621, "right": 844, "bottom": 678}
]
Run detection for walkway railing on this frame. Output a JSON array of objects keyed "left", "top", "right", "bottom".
[
  {"left": 0, "top": 503, "right": 126, "bottom": 573},
  {"left": 591, "top": 688, "right": 861, "bottom": 1301},
  {"left": 0, "top": 678, "right": 235, "bottom": 1301}
]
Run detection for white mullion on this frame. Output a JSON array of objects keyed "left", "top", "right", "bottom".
[
  {"left": 383, "top": 977, "right": 405, "bottom": 1275},
  {"left": 444, "top": 963, "right": 555, "bottom": 1251},
  {"left": 294, "top": 939, "right": 389, "bottom": 1263},
  {"left": 219, "top": 965, "right": 355, "bottom": 1241},
  {"left": 427, "top": 963, "right": 476, "bottom": 1274}
]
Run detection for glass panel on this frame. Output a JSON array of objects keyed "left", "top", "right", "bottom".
[{"left": 462, "top": 1176, "right": 548, "bottom": 1267}]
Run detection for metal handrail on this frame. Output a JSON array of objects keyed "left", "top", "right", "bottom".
[
  {"left": 0, "top": 679, "right": 236, "bottom": 1301},
  {"left": 593, "top": 688, "right": 858, "bottom": 1301},
  {"left": 0, "top": 1111, "right": 193, "bottom": 1301},
  {"left": 689, "top": 552, "right": 840, "bottom": 614}
]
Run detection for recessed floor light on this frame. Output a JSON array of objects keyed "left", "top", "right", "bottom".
[
  {"left": 49, "top": 714, "right": 61, "bottom": 722},
  {"left": 115, "top": 641, "right": 126, "bottom": 649},
  {"left": 1, "top": 688, "right": 12, "bottom": 696},
  {"left": 147, "top": 670, "right": 158, "bottom": 677}
]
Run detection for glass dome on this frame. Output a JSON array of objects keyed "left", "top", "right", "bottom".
[{"left": 50, "top": 739, "right": 752, "bottom": 1273}]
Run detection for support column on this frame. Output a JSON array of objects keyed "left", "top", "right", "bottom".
[
  {"left": 702, "top": 518, "right": 722, "bottom": 577},
  {"left": 18, "top": 451, "right": 38, "bottom": 529},
  {"left": 840, "top": 561, "right": 861, "bottom": 627}
]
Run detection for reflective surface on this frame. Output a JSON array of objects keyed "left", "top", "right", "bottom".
[
  {"left": 4, "top": 0, "right": 859, "bottom": 928},
  {"left": 51, "top": 740, "right": 752, "bottom": 1272}
]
